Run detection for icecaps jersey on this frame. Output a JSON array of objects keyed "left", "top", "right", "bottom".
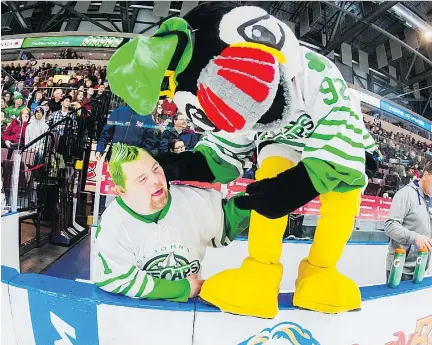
[
  {"left": 195, "top": 46, "right": 376, "bottom": 194},
  {"left": 91, "top": 184, "right": 249, "bottom": 302}
]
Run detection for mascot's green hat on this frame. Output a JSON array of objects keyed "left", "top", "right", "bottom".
[{"left": 107, "top": 17, "right": 193, "bottom": 115}]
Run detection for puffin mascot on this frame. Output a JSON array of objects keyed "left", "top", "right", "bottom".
[{"left": 107, "top": 2, "right": 377, "bottom": 318}]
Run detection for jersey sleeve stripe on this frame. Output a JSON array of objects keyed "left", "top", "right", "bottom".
[
  {"left": 135, "top": 275, "right": 149, "bottom": 297},
  {"left": 120, "top": 272, "right": 139, "bottom": 296},
  {"left": 303, "top": 146, "right": 366, "bottom": 172},
  {"left": 95, "top": 266, "right": 136, "bottom": 288},
  {"left": 310, "top": 132, "right": 364, "bottom": 149},
  {"left": 141, "top": 275, "right": 155, "bottom": 297},
  {"left": 195, "top": 141, "right": 244, "bottom": 175},
  {"left": 305, "top": 139, "right": 365, "bottom": 162}
]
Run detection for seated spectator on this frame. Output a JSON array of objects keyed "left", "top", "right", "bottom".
[
  {"left": 48, "top": 89, "right": 64, "bottom": 113},
  {"left": 10, "top": 81, "right": 29, "bottom": 99},
  {"left": 95, "top": 105, "right": 160, "bottom": 160},
  {"left": 25, "top": 106, "right": 49, "bottom": 152},
  {"left": 4, "top": 93, "right": 25, "bottom": 123},
  {"left": 1, "top": 110, "right": 6, "bottom": 133},
  {"left": 47, "top": 95, "right": 77, "bottom": 136},
  {"left": 82, "top": 88, "right": 95, "bottom": 112},
  {"left": 159, "top": 113, "right": 199, "bottom": 153},
  {"left": 1, "top": 98, "right": 6, "bottom": 111},
  {"left": 2, "top": 76, "right": 13, "bottom": 91},
  {"left": 28, "top": 90, "right": 44, "bottom": 113},
  {"left": 3, "top": 92, "right": 12, "bottom": 107},
  {"left": 161, "top": 97, "right": 177, "bottom": 117},
  {"left": 2, "top": 107, "right": 30, "bottom": 149},
  {"left": 41, "top": 100, "right": 51, "bottom": 119},
  {"left": 169, "top": 139, "right": 185, "bottom": 153}
]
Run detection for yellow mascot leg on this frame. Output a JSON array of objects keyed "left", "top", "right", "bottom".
[
  {"left": 293, "top": 189, "right": 362, "bottom": 313},
  {"left": 200, "top": 156, "right": 295, "bottom": 318}
]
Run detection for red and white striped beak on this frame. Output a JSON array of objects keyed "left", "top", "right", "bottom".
[{"left": 197, "top": 43, "right": 285, "bottom": 133}]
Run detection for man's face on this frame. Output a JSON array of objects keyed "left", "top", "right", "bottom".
[
  {"left": 98, "top": 85, "right": 105, "bottom": 92},
  {"left": 88, "top": 88, "right": 94, "bottom": 96},
  {"left": 54, "top": 90, "right": 63, "bottom": 100},
  {"left": 18, "top": 82, "right": 24, "bottom": 89},
  {"left": 120, "top": 151, "right": 168, "bottom": 213},
  {"left": 86, "top": 80, "right": 92, "bottom": 88},
  {"left": 35, "top": 110, "right": 43, "bottom": 120},
  {"left": 174, "top": 114, "right": 187, "bottom": 130},
  {"left": 422, "top": 172, "right": 432, "bottom": 196},
  {"left": 62, "top": 98, "right": 71, "bottom": 109}
]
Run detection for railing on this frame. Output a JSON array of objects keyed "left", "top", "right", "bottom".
[{"left": 1, "top": 130, "right": 57, "bottom": 253}]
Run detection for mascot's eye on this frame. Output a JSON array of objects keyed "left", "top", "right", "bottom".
[
  {"left": 237, "top": 14, "right": 285, "bottom": 51},
  {"left": 249, "top": 25, "right": 276, "bottom": 46}
]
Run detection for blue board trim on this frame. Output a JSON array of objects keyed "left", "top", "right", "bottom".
[
  {"left": 3, "top": 265, "right": 431, "bottom": 313},
  {"left": 195, "top": 277, "right": 432, "bottom": 312},
  {"left": 1, "top": 211, "right": 18, "bottom": 218},
  {"left": 1, "top": 265, "right": 20, "bottom": 283},
  {"left": 235, "top": 236, "right": 388, "bottom": 245},
  {"left": 7, "top": 270, "right": 195, "bottom": 311}
]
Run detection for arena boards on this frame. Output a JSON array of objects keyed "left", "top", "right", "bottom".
[
  {"left": 2, "top": 215, "right": 432, "bottom": 345},
  {"left": 2, "top": 265, "right": 432, "bottom": 345}
]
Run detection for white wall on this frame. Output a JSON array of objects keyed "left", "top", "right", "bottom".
[{"left": 201, "top": 241, "right": 389, "bottom": 291}]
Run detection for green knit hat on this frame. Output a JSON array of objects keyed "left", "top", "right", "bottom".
[{"left": 14, "top": 93, "right": 23, "bottom": 101}]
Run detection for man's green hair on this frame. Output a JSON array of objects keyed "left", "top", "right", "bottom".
[{"left": 109, "top": 143, "right": 146, "bottom": 188}]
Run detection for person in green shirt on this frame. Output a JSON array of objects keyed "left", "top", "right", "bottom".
[{"left": 4, "top": 93, "right": 25, "bottom": 124}]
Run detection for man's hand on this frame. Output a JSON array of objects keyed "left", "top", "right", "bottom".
[
  {"left": 95, "top": 152, "right": 102, "bottom": 160},
  {"left": 415, "top": 235, "right": 432, "bottom": 251},
  {"left": 187, "top": 274, "right": 204, "bottom": 298},
  {"left": 5, "top": 140, "right": 11, "bottom": 148}
]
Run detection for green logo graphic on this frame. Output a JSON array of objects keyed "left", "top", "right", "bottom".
[
  {"left": 306, "top": 52, "right": 331, "bottom": 72},
  {"left": 142, "top": 252, "right": 200, "bottom": 280},
  {"left": 260, "top": 114, "right": 314, "bottom": 142},
  {"left": 22, "top": 36, "right": 124, "bottom": 49}
]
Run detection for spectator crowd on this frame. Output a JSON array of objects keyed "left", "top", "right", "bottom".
[
  {"left": 3, "top": 59, "right": 432, "bottom": 199},
  {"left": 363, "top": 118, "right": 432, "bottom": 198},
  {"left": 1, "top": 60, "right": 110, "bottom": 153}
]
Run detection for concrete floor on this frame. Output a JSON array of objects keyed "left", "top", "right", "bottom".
[
  {"left": 20, "top": 244, "right": 68, "bottom": 274},
  {"left": 20, "top": 221, "right": 68, "bottom": 274}
]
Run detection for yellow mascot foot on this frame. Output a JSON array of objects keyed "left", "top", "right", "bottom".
[
  {"left": 199, "top": 257, "right": 283, "bottom": 319},
  {"left": 293, "top": 258, "right": 361, "bottom": 313}
]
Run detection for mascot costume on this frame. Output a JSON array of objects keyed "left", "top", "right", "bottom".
[{"left": 107, "top": 2, "right": 377, "bottom": 318}]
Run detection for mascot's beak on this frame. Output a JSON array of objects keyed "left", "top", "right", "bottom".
[
  {"left": 230, "top": 42, "right": 286, "bottom": 65},
  {"left": 196, "top": 41, "right": 286, "bottom": 133}
]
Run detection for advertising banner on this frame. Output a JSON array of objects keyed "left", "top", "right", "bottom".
[
  {"left": 22, "top": 35, "right": 125, "bottom": 49},
  {"left": 381, "top": 100, "right": 432, "bottom": 132},
  {"left": 95, "top": 164, "right": 391, "bottom": 221},
  {"left": 1, "top": 38, "right": 23, "bottom": 50}
]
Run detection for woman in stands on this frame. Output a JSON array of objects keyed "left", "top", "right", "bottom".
[
  {"left": 28, "top": 90, "right": 44, "bottom": 114},
  {"left": 169, "top": 139, "right": 186, "bottom": 154},
  {"left": 3, "top": 92, "right": 12, "bottom": 107},
  {"left": 1, "top": 107, "right": 31, "bottom": 150},
  {"left": 25, "top": 106, "right": 49, "bottom": 153},
  {"left": 41, "top": 101, "right": 50, "bottom": 120}
]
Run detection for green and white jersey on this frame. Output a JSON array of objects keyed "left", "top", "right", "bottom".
[
  {"left": 195, "top": 47, "right": 376, "bottom": 194},
  {"left": 91, "top": 185, "right": 249, "bottom": 302}
]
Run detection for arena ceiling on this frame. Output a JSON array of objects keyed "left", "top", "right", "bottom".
[{"left": 2, "top": 1, "right": 432, "bottom": 118}]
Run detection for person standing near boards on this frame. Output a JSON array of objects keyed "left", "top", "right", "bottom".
[{"left": 385, "top": 161, "right": 432, "bottom": 281}]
